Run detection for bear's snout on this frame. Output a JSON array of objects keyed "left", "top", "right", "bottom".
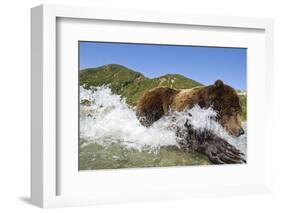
[{"left": 238, "top": 128, "right": 245, "bottom": 136}]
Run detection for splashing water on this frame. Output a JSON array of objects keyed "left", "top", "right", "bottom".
[
  {"left": 80, "top": 86, "right": 247, "bottom": 156},
  {"left": 80, "top": 86, "right": 176, "bottom": 151}
]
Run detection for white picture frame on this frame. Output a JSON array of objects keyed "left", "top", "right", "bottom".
[{"left": 31, "top": 4, "right": 274, "bottom": 208}]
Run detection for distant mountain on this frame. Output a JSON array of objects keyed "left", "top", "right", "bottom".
[{"left": 80, "top": 64, "right": 202, "bottom": 106}]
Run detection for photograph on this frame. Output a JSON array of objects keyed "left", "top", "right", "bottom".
[{"left": 78, "top": 41, "right": 247, "bottom": 170}]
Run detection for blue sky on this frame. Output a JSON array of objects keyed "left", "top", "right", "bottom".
[{"left": 79, "top": 41, "right": 247, "bottom": 90}]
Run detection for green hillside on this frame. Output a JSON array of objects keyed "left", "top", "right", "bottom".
[
  {"left": 80, "top": 64, "right": 202, "bottom": 106},
  {"left": 79, "top": 64, "right": 246, "bottom": 120},
  {"left": 239, "top": 94, "right": 247, "bottom": 121}
]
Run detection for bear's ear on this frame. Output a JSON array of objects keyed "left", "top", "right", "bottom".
[{"left": 214, "top": 80, "right": 224, "bottom": 89}]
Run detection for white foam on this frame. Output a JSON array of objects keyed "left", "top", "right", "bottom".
[{"left": 80, "top": 86, "right": 247, "bottom": 154}]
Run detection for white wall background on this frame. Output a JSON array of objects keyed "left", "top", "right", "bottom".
[{"left": 0, "top": 0, "right": 280, "bottom": 212}]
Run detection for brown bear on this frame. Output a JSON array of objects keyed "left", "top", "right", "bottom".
[
  {"left": 136, "top": 80, "right": 244, "bottom": 137},
  {"left": 136, "top": 80, "right": 246, "bottom": 164}
]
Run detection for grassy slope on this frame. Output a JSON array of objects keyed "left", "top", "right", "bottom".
[
  {"left": 80, "top": 64, "right": 202, "bottom": 105},
  {"left": 239, "top": 94, "right": 247, "bottom": 121},
  {"left": 79, "top": 64, "right": 246, "bottom": 120}
]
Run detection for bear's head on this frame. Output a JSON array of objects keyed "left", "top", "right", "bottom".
[{"left": 198, "top": 80, "right": 244, "bottom": 137}]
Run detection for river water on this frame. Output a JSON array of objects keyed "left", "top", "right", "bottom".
[{"left": 79, "top": 86, "right": 247, "bottom": 170}]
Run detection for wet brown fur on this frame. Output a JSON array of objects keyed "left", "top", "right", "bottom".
[{"left": 136, "top": 80, "right": 243, "bottom": 136}]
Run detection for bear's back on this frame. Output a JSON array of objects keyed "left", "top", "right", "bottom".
[
  {"left": 136, "top": 87, "right": 179, "bottom": 126},
  {"left": 171, "top": 86, "right": 203, "bottom": 111}
]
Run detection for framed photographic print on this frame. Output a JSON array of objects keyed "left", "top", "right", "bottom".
[
  {"left": 78, "top": 42, "right": 247, "bottom": 170},
  {"left": 31, "top": 4, "right": 274, "bottom": 208}
]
